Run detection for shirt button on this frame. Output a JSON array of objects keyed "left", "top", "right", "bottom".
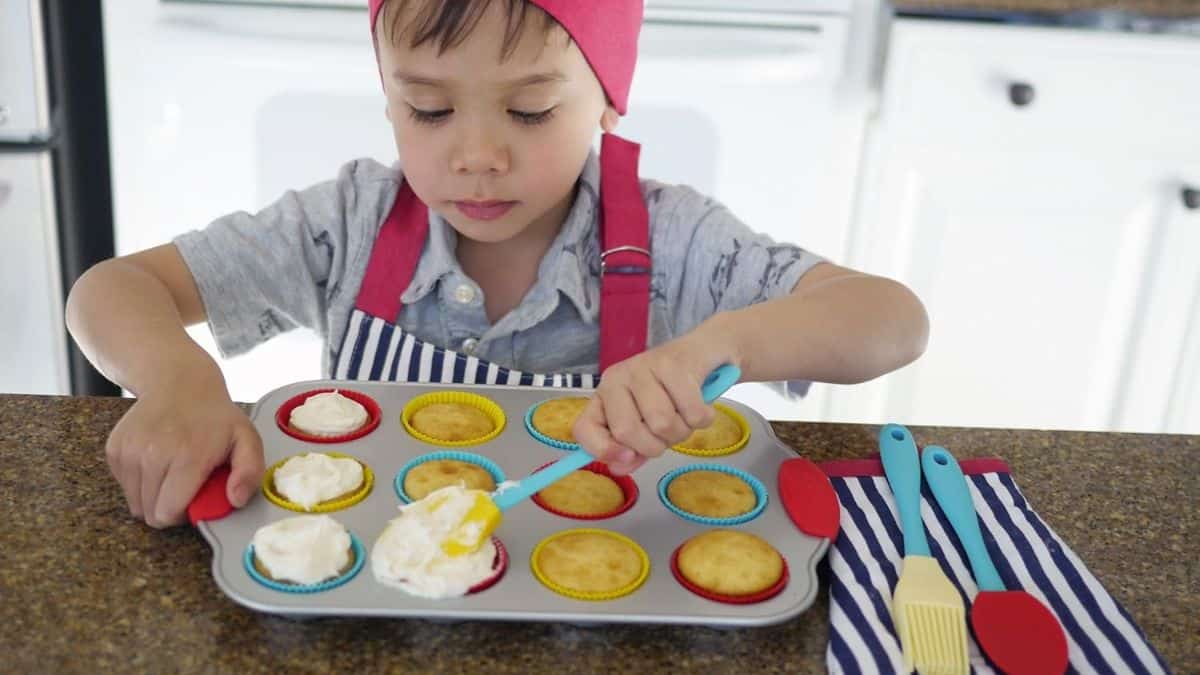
[
  {"left": 454, "top": 284, "right": 476, "bottom": 304},
  {"left": 461, "top": 338, "right": 480, "bottom": 355}
]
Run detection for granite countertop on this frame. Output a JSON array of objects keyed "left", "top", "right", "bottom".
[{"left": 2, "top": 394, "right": 1195, "bottom": 673}]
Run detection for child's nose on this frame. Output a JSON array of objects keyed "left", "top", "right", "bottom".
[{"left": 451, "top": 128, "right": 510, "bottom": 176}]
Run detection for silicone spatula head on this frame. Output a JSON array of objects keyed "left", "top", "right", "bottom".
[
  {"left": 441, "top": 364, "right": 742, "bottom": 557},
  {"left": 973, "top": 591, "right": 1069, "bottom": 675}
]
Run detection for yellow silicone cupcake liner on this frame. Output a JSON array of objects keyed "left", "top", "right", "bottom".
[
  {"left": 400, "top": 391, "right": 507, "bottom": 447},
  {"left": 530, "top": 528, "right": 651, "bottom": 601},
  {"left": 262, "top": 451, "right": 375, "bottom": 513},
  {"left": 671, "top": 403, "right": 751, "bottom": 457}
]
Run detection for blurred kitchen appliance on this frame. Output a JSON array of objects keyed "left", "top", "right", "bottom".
[{"left": 0, "top": 0, "right": 118, "bottom": 395}]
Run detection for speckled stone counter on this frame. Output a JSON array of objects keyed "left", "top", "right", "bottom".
[{"left": 2, "top": 394, "right": 1195, "bottom": 673}]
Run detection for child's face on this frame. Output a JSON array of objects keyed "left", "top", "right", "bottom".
[{"left": 376, "top": 1, "right": 614, "bottom": 246}]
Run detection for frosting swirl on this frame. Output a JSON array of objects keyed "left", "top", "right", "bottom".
[
  {"left": 252, "top": 515, "right": 352, "bottom": 585},
  {"left": 371, "top": 485, "right": 498, "bottom": 599},
  {"left": 289, "top": 391, "right": 368, "bottom": 436},
  {"left": 274, "top": 453, "right": 364, "bottom": 510}
]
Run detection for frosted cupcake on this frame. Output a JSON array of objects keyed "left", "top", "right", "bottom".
[
  {"left": 371, "top": 485, "right": 504, "bottom": 599},
  {"left": 266, "top": 452, "right": 370, "bottom": 512},
  {"left": 250, "top": 514, "right": 355, "bottom": 586},
  {"left": 289, "top": 390, "right": 369, "bottom": 437}
]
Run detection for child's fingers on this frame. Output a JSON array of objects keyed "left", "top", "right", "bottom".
[
  {"left": 120, "top": 453, "right": 144, "bottom": 519},
  {"left": 602, "top": 384, "right": 670, "bottom": 460},
  {"left": 140, "top": 450, "right": 171, "bottom": 528},
  {"left": 153, "top": 450, "right": 214, "bottom": 527},
  {"left": 572, "top": 397, "right": 622, "bottom": 460},
  {"left": 631, "top": 370, "right": 693, "bottom": 446},
  {"left": 605, "top": 453, "right": 647, "bottom": 477},
  {"left": 653, "top": 364, "right": 716, "bottom": 430},
  {"left": 226, "top": 422, "right": 265, "bottom": 508}
]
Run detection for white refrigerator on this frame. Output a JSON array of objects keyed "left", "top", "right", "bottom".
[{"left": 0, "top": 0, "right": 118, "bottom": 396}]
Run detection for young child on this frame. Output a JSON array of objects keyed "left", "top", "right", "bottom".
[{"left": 66, "top": 0, "right": 928, "bottom": 529}]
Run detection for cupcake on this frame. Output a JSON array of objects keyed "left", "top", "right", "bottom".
[
  {"left": 533, "top": 462, "right": 636, "bottom": 519},
  {"left": 402, "top": 392, "right": 505, "bottom": 446},
  {"left": 289, "top": 390, "right": 369, "bottom": 437},
  {"left": 249, "top": 514, "right": 356, "bottom": 587},
  {"left": 403, "top": 459, "right": 498, "bottom": 501},
  {"left": 666, "top": 470, "right": 756, "bottom": 519},
  {"left": 532, "top": 529, "right": 649, "bottom": 600},
  {"left": 372, "top": 485, "right": 505, "bottom": 599},
  {"left": 673, "top": 530, "right": 787, "bottom": 602},
  {"left": 276, "top": 388, "right": 381, "bottom": 442},
  {"left": 529, "top": 397, "right": 589, "bottom": 445},
  {"left": 267, "top": 452, "right": 369, "bottom": 512},
  {"left": 672, "top": 405, "right": 749, "bottom": 456}
]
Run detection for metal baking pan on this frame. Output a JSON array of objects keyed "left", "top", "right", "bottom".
[{"left": 194, "top": 379, "right": 838, "bottom": 626}]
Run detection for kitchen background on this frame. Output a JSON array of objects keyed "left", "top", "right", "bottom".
[{"left": 3, "top": 0, "right": 1198, "bottom": 434}]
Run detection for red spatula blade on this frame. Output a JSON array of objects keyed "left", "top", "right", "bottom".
[
  {"left": 973, "top": 590, "right": 1069, "bottom": 675},
  {"left": 778, "top": 457, "right": 840, "bottom": 540},
  {"left": 187, "top": 465, "right": 234, "bottom": 526}
]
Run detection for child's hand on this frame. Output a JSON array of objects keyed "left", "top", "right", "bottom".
[
  {"left": 106, "top": 388, "right": 264, "bottom": 528},
  {"left": 573, "top": 337, "right": 727, "bottom": 475}
]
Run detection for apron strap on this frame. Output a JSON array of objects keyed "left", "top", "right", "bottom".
[
  {"left": 354, "top": 180, "right": 428, "bottom": 321},
  {"left": 598, "top": 133, "right": 651, "bottom": 373},
  {"left": 354, "top": 137, "right": 651, "bottom": 373}
]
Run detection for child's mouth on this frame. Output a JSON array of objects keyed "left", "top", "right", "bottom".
[{"left": 454, "top": 200, "right": 518, "bottom": 221}]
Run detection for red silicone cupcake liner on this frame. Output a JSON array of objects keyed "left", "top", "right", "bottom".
[
  {"left": 530, "top": 460, "right": 639, "bottom": 520},
  {"left": 669, "top": 543, "right": 789, "bottom": 605},
  {"left": 275, "top": 388, "right": 382, "bottom": 443},
  {"left": 467, "top": 537, "right": 509, "bottom": 595}
]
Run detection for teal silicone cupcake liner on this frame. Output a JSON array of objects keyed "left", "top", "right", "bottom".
[
  {"left": 657, "top": 463, "right": 769, "bottom": 526},
  {"left": 244, "top": 532, "right": 366, "bottom": 594},
  {"left": 524, "top": 401, "right": 583, "bottom": 451},
  {"left": 393, "top": 451, "right": 507, "bottom": 504}
]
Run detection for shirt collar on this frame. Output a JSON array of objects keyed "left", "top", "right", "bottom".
[{"left": 399, "top": 149, "right": 602, "bottom": 322}]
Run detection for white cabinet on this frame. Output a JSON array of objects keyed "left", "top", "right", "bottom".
[{"left": 831, "top": 20, "right": 1200, "bottom": 433}]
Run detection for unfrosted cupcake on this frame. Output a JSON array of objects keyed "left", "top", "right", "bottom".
[
  {"left": 673, "top": 530, "right": 787, "bottom": 603},
  {"left": 250, "top": 514, "right": 355, "bottom": 586},
  {"left": 533, "top": 462, "right": 637, "bottom": 519},
  {"left": 666, "top": 470, "right": 756, "bottom": 519},
  {"left": 266, "top": 452, "right": 371, "bottom": 512},
  {"left": 403, "top": 459, "right": 497, "bottom": 501},
  {"left": 402, "top": 392, "right": 505, "bottom": 446},
  {"left": 531, "top": 529, "right": 649, "bottom": 600},
  {"left": 528, "top": 397, "right": 589, "bottom": 446},
  {"left": 672, "top": 405, "right": 750, "bottom": 456}
]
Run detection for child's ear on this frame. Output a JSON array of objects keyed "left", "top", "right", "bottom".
[
  {"left": 384, "top": 104, "right": 393, "bottom": 123},
  {"left": 600, "top": 106, "right": 619, "bottom": 133}
]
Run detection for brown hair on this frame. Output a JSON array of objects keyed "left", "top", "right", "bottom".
[{"left": 378, "top": 0, "right": 567, "bottom": 59}]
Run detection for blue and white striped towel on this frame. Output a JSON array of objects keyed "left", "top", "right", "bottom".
[{"left": 820, "top": 457, "right": 1169, "bottom": 675}]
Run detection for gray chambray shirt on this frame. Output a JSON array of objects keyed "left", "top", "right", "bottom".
[{"left": 174, "top": 151, "right": 825, "bottom": 387}]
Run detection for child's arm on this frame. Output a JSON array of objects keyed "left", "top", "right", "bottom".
[
  {"left": 66, "top": 244, "right": 264, "bottom": 528},
  {"left": 574, "top": 262, "right": 928, "bottom": 474}
]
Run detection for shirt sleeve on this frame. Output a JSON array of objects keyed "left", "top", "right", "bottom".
[
  {"left": 648, "top": 182, "right": 827, "bottom": 338},
  {"left": 172, "top": 158, "right": 394, "bottom": 358}
]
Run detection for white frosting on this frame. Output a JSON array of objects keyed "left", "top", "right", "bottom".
[
  {"left": 252, "top": 515, "right": 352, "bottom": 586},
  {"left": 274, "top": 453, "right": 364, "bottom": 510},
  {"left": 371, "top": 485, "right": 499, "bottom": 599},
  {"left": 289, "top": 390, "right": 368, "bottom": 436}
]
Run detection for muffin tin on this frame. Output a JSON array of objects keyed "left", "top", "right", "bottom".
[{"left": 190, "top": 379, "right": 839, "bottom": 627}]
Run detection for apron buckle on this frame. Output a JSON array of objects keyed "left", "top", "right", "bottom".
[{"left": 600, "top": 245, "right": 651, "bottom": 276}]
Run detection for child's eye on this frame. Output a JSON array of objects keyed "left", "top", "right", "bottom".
[
  {"left": 408, "top": 106, "right": 452, "bottom": 125},
  {"left": 509, "top": 107, "right": 557, "bottom": 126}
]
